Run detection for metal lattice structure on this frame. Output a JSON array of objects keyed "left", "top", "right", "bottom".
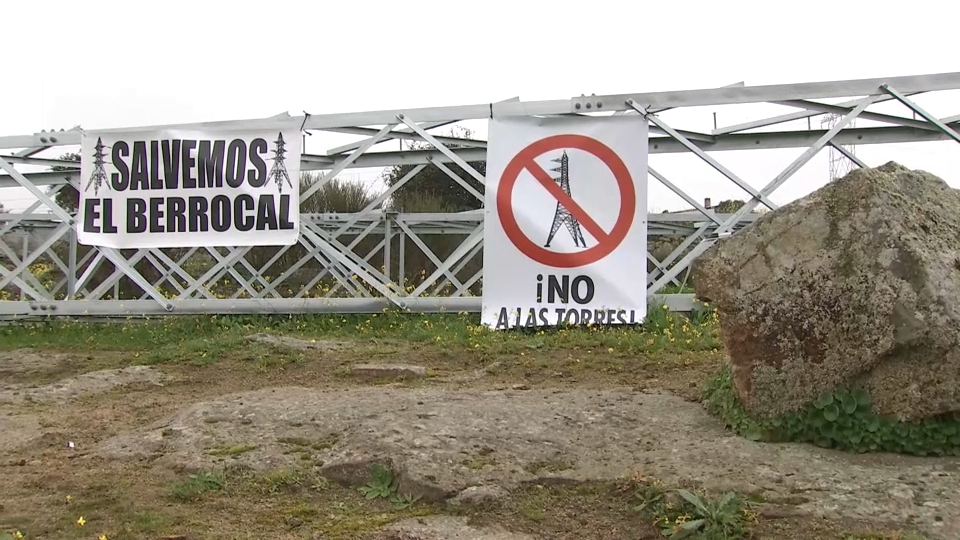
[
  {"left": 821, "top": 113, "right": 859, "bottom": 181},
  {"left": 2, "top": 72, "right": 960, "bottom": 319}
]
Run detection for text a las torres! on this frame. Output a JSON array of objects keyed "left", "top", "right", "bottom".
[{"left": 491, "top": 273, "right": 643, "bottom": 330}]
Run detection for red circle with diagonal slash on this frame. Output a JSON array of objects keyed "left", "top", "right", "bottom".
[{"left": 497, "top": 134, "right": 637, "bottom": 268}]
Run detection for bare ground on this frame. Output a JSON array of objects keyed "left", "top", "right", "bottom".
[{"left": 0, "top": 339, "right": 949, "bottom": 540}]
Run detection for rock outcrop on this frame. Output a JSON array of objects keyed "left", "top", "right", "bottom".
[
  {"left": 693, "top": 162, "right": 960, "bottom": 422},
  {"left": 89, "top": 385, "right": 960, "bottom": 536}
]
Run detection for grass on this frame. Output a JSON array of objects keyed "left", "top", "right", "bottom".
[
  {"left": 170, "top": 471, "right": 225, "bottom": 502},
  {"left": 0, "top": 305, "right": 721, "bottom": 362},
  {"left": 7, "top": 463, "right": 441, "bottom": 540}
]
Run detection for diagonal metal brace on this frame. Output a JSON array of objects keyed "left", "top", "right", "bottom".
[
  {"left": 629, "top": 102, "right": 779, "bottom": 211},
  {"left": 0, "top": 155, "right": 173, "bottom": 310},
  {"left": 880, "top": 84, "right": 960, "bottom": 144}
]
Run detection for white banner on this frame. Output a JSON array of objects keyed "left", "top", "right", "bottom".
[
  {"left": 76, "top": 120, "right": 303, "bottom": 248},
  {"left": 481, "top": 115, "right": 649, "bottom": 330}
]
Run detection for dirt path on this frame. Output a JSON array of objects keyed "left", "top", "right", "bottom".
[{"left": 0, "top": 338, "right": 949, "bottom": 539}]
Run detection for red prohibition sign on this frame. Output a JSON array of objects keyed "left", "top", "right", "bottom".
[{"left": 497, "top": 134, "right": 637, "bottom": 268}]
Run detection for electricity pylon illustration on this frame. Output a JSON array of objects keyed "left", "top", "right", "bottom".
[
  {"left": 84, "top": 137, "right": 109, "bottom": 196},
  {"left": 268, "top": 132, "right": 294, "bottom": 193},
  {"left": 544, "top": 151, "right": 588, "bottom": 248}
]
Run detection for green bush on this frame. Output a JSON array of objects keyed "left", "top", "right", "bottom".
[{"left": 704, "top": 365, "right": 960, "bottom": 456}]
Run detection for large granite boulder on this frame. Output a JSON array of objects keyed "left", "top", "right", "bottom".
[{"left": 693, "top": 162, "right": 960, "bottom": 422}]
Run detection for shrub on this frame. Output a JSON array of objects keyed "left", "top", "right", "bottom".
[{"left": 704, "top": 365, "right": 960, "bottom": 456}]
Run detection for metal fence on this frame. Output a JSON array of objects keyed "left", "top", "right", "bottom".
[{"left": 2, "top": 72, "right": 960, "bottom": 319}]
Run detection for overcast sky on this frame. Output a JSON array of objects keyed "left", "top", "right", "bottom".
[{"left": 2, "top": 0, "right": 958, "bottom": 213}]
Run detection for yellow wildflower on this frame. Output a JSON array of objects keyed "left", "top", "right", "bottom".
[{"left": 77, "top": 516, "right": 86, "bottom": 526}]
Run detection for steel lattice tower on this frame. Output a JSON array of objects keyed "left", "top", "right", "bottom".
[
  {"left": 84, "top": 137, "right": 108, "bottom": 195},
  {"left": 544, "top": 151, "right": 588, "bottom": 248},
  {"left": 268, "top": 132, "right": 294, "bottom": 192},
  {"left": 821, "top": 113, "right": 858, "bottom": 181}
]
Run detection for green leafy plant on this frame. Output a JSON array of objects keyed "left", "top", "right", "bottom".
[
  {"left": 687, "top": 302, "right": 717, "bottom": 327},
  {"left": 704, "top": 366, "right": 960, "bottom": 456},
  {"left": 358, "top": 463, "right": 423, "bottom": 510},
  {"left": 359, "top": 463, "right": 399, "bottom": 500},
  {"left": 660, "top": 489, "right": 750, "bottom": 539},
  {"left": 625, "top": 475, "right": 754, "bottom": 540}
]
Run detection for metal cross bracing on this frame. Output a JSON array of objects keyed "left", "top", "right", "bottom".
[{"left": 2, "top": 71, "right": 960, "bottom": 319}]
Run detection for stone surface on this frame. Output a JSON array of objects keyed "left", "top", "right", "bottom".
[
  {"left": 91, "top": 385, "right": 960, "bottom": 538},
  {"left": 245, "top": 333, "right": 347, "bottom": 351},
  {"left": 0, "top": 365, "right": 166, "bottom": 404},
  {"left": 693, "top": 162, "right": 960, "bottom": 421},
  {"left": 0, "top": 410, "right": 43, "bottom": 452},
  {"left": 371, "top": 515, "right": 535, "bottom": 540},
  {"left": 450, "top": 485, "right": 509, "bottom": 506},
  {"left": 349, "top": 364, "right": 426, "bottom": 379}
]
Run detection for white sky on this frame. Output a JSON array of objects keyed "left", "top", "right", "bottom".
[{"left": 2, "top": 0, "right": 959, "bottom": 214}]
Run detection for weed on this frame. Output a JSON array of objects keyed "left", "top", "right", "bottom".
[
  {"left": 260, "top": 469, "right": 302, "bottom": 494},
  {"left": 705, "top": 365, "right": 960, "bottom": 456},
  {"left": 659, "top": 489, "right": 753, "bottom": 539},
  {"left": 358, "top": 463, "right": 423, "bottom": 510},
  {"left": 624, "top": 474, "right": 755, "bottom": 539},
  {"left": 169, "top": 471, "right": 225, "bottom": 502}
]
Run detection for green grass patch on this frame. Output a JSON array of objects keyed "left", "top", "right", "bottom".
[
  {"left": 0, "top": 305, "right": 720, "bottom": 364},
  {"left": 704, "top": 365, "right": 960, "bottom": 456},
  {"left": 169, "top": 471, "right": 225, "bottom": 502}
]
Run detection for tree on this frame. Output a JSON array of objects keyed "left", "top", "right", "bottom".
[
  {"left": 714, "top": 199, "right": 746, "bottom": 213},
  {"left": 50, "top": 152, "right": 81, "bottom": 214},
  {"left": 712, "top": 199, "right": 771, "bottom": 214},
  {"left": 380, "top": 126, "right": 486, "bottom": 212}
]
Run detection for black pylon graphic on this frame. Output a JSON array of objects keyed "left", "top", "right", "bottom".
[
  {"left": 268, "top": 132, "right": 294, "bottom": 193},
  {"left": 84, "top": 137, "right": 109, "bottom": 196},
  {"left": 544, "top": 151, "right": 588, "bottom": 248}
]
